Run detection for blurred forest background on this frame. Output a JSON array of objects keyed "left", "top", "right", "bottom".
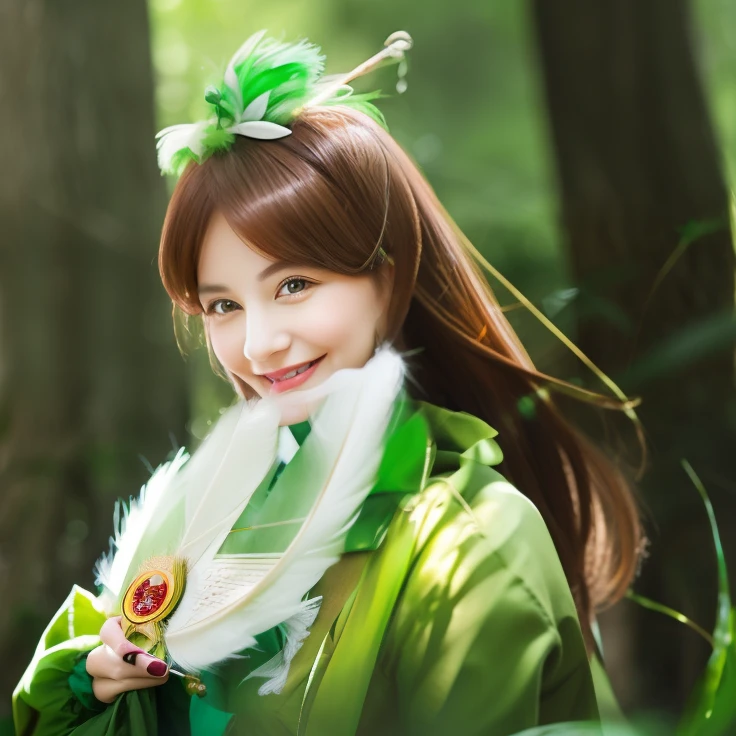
[{"left": 1, "top": 0, "right": 735, "bottom": 732}]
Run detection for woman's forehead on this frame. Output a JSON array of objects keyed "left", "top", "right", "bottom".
[{"left": 198, "top": 213, "right": 276, "bottom": 278}]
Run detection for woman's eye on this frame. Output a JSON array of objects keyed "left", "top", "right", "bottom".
[
  {"left": 209, "top": 299, "right": 239, "bottom": 315},
  {"left": 277, "top": 277, "right": 311, "bottom": 298}
]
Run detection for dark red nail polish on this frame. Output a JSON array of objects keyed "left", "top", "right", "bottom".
[{"left": 147, "top": 660, "right": 168, "bottom": 677}]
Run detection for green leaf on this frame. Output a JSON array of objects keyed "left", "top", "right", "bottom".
[
  {"left": 677, "top": 461, "right": 736, "bottom": 736},
  {"left": 203, "top": 85, "right": 222, "bottom": 106}
]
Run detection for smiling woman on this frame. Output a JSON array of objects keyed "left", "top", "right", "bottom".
[
  {"left": 15, "top": 30, "right": 642, "bottom": 736},
  {"left": 196, "top": 211, "right": 391, "bottom": 421}
]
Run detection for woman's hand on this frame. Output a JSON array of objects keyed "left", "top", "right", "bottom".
[{"left": 86, "top": 616, "right": 170, "bottom": 703}]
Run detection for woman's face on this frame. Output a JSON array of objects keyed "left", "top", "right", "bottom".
[{"left": 197, "top": 212, "right": 392, "bottom": 425}]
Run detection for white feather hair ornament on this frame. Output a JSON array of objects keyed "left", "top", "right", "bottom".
[{"left": 156, "top": 30, "right": 412, "bottom": 177}]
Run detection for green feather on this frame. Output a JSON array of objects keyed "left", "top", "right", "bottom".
[
  {"left": 240, "top": 64, "right": 311, "bottom": 116},
  {"left": 201, "top": 126, "right": 235, "bottom": 152},
  {"left": 169, "top": 148, "right": 200, "bottom": 178},
  {"left": 156, "top": 31, "right": 407, "bottom": 177},
  {"left": 323, "top": 91, "right": 389, "bottom": 130}
]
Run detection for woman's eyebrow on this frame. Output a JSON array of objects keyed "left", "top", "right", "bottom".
[
  {"left": 198, "top": 284, "right": 229, "bottom": 296},
  {"left": 198, "top": 263, "right": 305, "bottom": 296},
  {"left": 257, "top": 261, "right": 302, "bottom": 282}
]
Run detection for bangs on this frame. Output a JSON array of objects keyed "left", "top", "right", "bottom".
[
  {"left": 159, "top": 109, "right": 392, "bottom": 315},
  {"left": 215, "top": 120, "right": 388, "bottom": 273}
]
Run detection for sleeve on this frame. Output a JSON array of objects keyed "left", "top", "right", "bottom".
[
  {"left": 383, "top": 482, "right": 601, "bottom": 736},
  {"left": 12, "top": 586, "right": 191, "bottom": 736},
  {"left": 13, "top": 586, "right": 109, "bottom": 735}
]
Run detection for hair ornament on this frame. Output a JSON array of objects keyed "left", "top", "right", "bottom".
[{"left": 156, "top": 30, "right": 413, "bottom": 177}]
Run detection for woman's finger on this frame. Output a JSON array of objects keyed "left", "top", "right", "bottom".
[
  {"left": 87, "top": 644, "right": 170, "bottom": 681},
  {"left": 92, "top": 673, "right": 170, "bottom": 704},
  {"left": 96, "top": 617, "right": 169, "bottom": 678},
  {"left": 99, "top": 617, "right": 137, "bottom": 656}
]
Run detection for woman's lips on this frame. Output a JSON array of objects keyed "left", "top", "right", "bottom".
[{"left": 267, "top": 356, "right": 325, "bottom": 394}]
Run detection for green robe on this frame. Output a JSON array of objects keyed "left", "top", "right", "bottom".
[{"left": 13, "top": 401, "right": 610, "bottom": 736}]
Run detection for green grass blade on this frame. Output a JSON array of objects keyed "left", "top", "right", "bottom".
[
  {"left": 682, "top": 461, "right": 731, "bottom": 602},
  {"left": 677, "top": 461, "right": 735, "bottom": 736},
  {"left": 626, "top": 590, "right": 714, "bottom": 647}
]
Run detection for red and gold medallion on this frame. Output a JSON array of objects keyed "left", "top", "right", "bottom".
[
  {"left": 120, "top": 556, "right": 207, "bottom": 697},
  {"left": 121, "top": 556, "right": 186, "bottom": 650}
]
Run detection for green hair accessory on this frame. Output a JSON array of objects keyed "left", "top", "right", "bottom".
[{"left": 156, "top": 30, "right": 412, "bottom": 177}]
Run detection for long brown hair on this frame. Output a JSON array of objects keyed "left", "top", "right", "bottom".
[{"left": 159, "top": 106, "right": 642, "bottom": 646}]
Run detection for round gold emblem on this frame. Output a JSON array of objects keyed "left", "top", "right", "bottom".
[{"left": 121, "top": 556, "right": 186, "bottom": 648}]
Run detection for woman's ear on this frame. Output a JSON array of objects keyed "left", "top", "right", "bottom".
[
  {"left": 376, "top": 261, "right": 395, "bottom": 303},
  {"left": 374, "top": 263, "right": 396, "bottom": 346}
]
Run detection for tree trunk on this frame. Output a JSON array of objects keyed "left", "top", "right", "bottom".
[
  {"left": 0, "top": 0, "right": 187, "bottom": 711},
  {"left": 531, "top": 0, "right": 736, "bottom": 716}
]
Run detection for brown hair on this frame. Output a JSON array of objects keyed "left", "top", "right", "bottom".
[{"left": 159, "top": 106, "right": 642, "bottom": 646}]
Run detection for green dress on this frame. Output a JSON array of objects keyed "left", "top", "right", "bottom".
[{"left": 13, "top": 400, "right": 608, "bottom": 736}]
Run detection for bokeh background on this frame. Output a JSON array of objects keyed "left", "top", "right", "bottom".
[{"left": 1, "top": 0, "right": 735, "bottom": 731}]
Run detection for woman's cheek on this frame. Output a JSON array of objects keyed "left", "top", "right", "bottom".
[
  {"left": 309, "top": 302, "right": 378, "bottom": 364},
  {"left": 209, "top": 325, "right": 241, "bottom": 373},
  {"left": 308, "top": 313, "right": 366, "bottom": 361},
  {"left": 306, "top": 311, "right": 352, "bottom": 345}
]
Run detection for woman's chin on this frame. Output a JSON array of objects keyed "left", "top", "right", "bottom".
[{"left": 278, "top": 403, "right": 311, "bottom": 427}]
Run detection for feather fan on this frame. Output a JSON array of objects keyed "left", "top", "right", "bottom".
[
  {"left": 164, "top": 348, "right": 405, "bottom": 673},
  {"left": 95, "top": 348, "right": 404, "bottom": 689}
]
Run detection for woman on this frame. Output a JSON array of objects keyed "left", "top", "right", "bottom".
[{"left": 14, "top": 30, "right": 642, "bottom": 736}]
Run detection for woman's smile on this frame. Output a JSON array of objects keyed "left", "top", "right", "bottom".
[{"left": 261, "top": 355, "right": 326, "bottom": 394}]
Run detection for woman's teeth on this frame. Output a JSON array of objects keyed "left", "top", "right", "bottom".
[{"left": 278, "top": 360, "right": 315, "bottom": 382}]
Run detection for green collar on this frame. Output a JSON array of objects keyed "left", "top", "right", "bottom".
[
  {"left": 288, "top": 419, "right": 312, "bottom": 446},
  {"left": 343, "top": 399, "right": 503, "bottom": 552}
]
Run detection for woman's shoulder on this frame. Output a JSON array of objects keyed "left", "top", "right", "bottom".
[
  {"left": 411, "top": 400, "right": 580, "bottom": 624},
  {"left": 378, "top": 404, "right": 597, "bottom": 730},
  {"left": 407, "top": 473, "right": 576, "bottom": 624}
]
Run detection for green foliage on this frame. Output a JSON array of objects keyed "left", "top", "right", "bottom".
[
  {"left": 622, "top": 311, "right": 736, "bottom": 390},
  {"left": 677, "top": 462, "right": 736, "bottom": 736},
  {"left": 694, "top": 0, "right": 736, "bottom": 184},
  {"left": 511, "top": 462, "right": 736, "bottom": 735},
  {"left": 622, "top": 461, "right": 736, "bottom": 735},
  {"left": 510, "top": 723, "right": 660, "bottom": 736},
  {"left": 626, "top": 591, "right": 714, "bottom": 648}
]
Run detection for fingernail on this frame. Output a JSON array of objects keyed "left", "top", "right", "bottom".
[{"left": 147, "top": 659, "right": 168, "bottom": 677}]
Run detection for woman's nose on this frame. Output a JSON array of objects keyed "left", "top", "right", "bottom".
[{"left": 243, "top": 309, "right": 291, "bottom": 363}]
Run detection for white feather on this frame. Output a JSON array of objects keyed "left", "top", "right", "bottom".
[
  {"left": 94, "top": 399, "right": 280, "bottom": 616},
  {"left": 227, "top": 120, "right": 292, "bottom": 140},
  {"left": 94, "top": 449, "right": 189, "bottom": 607},
  {"left": 156, "top": 121, "right": 208, "bottom": 173},
  {"left": 177, "top": 399, "right": 280, "bottom": 563},
  {"left": 179, "top": 555, "right": 281, "bottom": 629},
  {"left": 164, "top": 348, "right": 405, "bottom": 672},
  {"left": 245, "top": 597, "right": 322, "bottom": 695},
  {"left": 241, "top": 91, "right": 270, "bottom": 122}
]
